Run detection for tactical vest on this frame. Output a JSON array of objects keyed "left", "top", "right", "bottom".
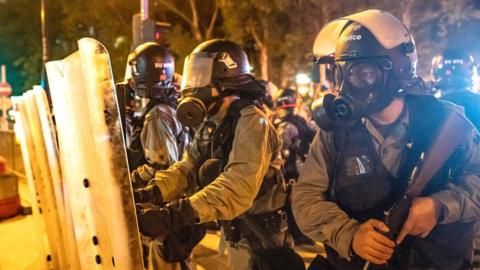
[
  {"left": 196, "top": 99, "right": 287, "bottom": 247},
  {"left": 326, "top": 94, "right": 474, "bottom": 270},
  {"left": 197, "top": 99, "right": 282, "bottom": 196}
]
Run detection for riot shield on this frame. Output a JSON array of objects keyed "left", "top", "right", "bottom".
[
  {"left": 46, "top": 38, "right": 143, "bottom": 270},
  {"left": 32, "top": 86, "right": 81, "bottom": 269},
  {"left": 14, "top": 98, "right": 52, "bottom": 270},
  {"left": 15, "top": 91, "right": 69, "bottom": 269}
]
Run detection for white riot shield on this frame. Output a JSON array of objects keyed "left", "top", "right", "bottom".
[
  {"left": 14, "top": 100, "right": 52, "bottom": 270},
  {"left": 46, "top": 38, "right": 143, "bottom": 270},
  {"left": 15, "top": 93, "right": 68, "bottom": 269},
  {"left": 31, "top": 86, "right": 81, "bottom": 269}
]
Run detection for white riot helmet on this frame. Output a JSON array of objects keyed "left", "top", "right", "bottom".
[{"left": 311, "top": 10, "right": 421, "bottom": 130}]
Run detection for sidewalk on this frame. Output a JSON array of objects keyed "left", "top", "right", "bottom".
[
  {"left": 0, "top": 177, "right": 323, "bottom": 270},
  {"left": 0, "top": 177, "right": 46, "bottom": 270}
]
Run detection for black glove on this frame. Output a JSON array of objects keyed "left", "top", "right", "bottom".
[
  {"left": 137, "top": 198, "right": 198, "bottom": 239},
  {"left": 133, "top": 184, "right": 163, "bottom": 205}
]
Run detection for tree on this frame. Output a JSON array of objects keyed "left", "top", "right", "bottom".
[
  {"left": 0, "top": 0, "right": 42, "bottom": 94},
  {"left": 150, "top": 0, "right": 221, "bottom": 73},
  {"left": 154, "top": 0, "right": 219, "bottom": 42},
  {"left": 2, "top": 0, "right": 480, "bottom": 94},
  {"left": 53, "top": 0, "right": 138, "bottom": 82},
  {"left": 220, "top": 0, "right": 300, "bottom": 83}
]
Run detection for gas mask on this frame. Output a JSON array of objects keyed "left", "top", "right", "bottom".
[
  {"left": 312, "top": 57, "right": 397, "bottom": 131},
  {"left": 311, "top": 10, "right": 419, "bottom": 131},
  {"left": 177, "top": 87, "right": 223, "bottom": 128},
  {"left": 176, "top": 52, "right": 224, "bottom": 128}
]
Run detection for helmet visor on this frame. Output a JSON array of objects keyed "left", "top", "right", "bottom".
[{"left": 181, "top": 52, "right": 214, "bottom": 90}]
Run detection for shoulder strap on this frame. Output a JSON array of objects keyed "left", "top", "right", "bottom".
[
  {"left": 400, "top": 95, "right": 471, "bottom": 197},
  {"left": 328, "top": 127, "right": 348, "bottom": 201},
  {"left": 211, "top": 99, "right": 254, "bottom": 163},
  {"left": 397, "top": 94, "right": 452, "bottom": 194},
  {"left": 400, "top": 95, "right": 446, "bottom": 167}
]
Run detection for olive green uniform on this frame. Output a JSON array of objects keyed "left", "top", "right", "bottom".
[
  {"left": 292, "top": 102, "right": 480, "bottom": 260},
  {"left": 151, "top": 105, "right": 288, "bottom": 269}
]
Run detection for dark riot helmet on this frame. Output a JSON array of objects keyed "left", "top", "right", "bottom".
[
  {"left": 177, "top": 39, "right": 265, "bottom": 128},
  {"left": 432, "top": 49, "right": 477, "bottom": 92},
  {"left": 311, "top": 9, "right": 419, "bottom": 131},
  {"left": 274, "top": 88, "right": 297, "bottom": 109},
  {"left": 129, "top": 42, "right": 175, "bottom": 99}
]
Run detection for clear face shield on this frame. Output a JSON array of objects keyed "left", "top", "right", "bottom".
[
  {"left": 177, "top": 52, "right": 221, "bottom": 128},
  {"left": 181, "top": 52, "right": 215, "bottom": 91}
]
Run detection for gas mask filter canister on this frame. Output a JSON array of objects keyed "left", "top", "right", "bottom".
[{"left": 176, "top": 86, "right": 223, "bottom": 128}]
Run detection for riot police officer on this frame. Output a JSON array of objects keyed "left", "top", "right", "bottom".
[
  {"left": 272, "top": 88, "right": 316, "bottom": 246},
  {"left": 127, "top": 42, "right": 190, "bottom": 186},
  {"left": 126, "top": 42, "right": 192, "bottom": 269},
  {"left": 432, "top": 50, "right": 480, "bottom": 129},
  {"left": 292, "top": 10, "right": 480, "bottom": 269},
  {"left": 135, "top": 39, "right": 304, "bottom": 270},
  {"left": 432, "top": 50, "right": 480, "bottom": 269},
  {"left": 272, "top": 88, "right": 315, "bottom": 181}
]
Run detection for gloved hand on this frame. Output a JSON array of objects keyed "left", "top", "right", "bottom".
[
  {"left": 137, "top": 198, "right": 198, "bottom": 238},
  {"left": 133, "top": 184, "right": 163, "bottom": 205},
  {"left": 352, "top": 219, "right": 395, "bottom": 265}
]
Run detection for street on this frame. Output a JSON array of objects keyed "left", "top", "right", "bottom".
[{"left": 0, "top": 175, "right": 323, "bottom": 270}]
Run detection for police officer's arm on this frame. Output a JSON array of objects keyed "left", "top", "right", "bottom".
[
  {"left": 188, "top": 111, "right": 273, "bottom": 223},
  {"left": 291, "top": 130, "right": 360, "bottom": 259},
  {"left": 149, "top": 133, "right": 202, "bottom": 202},
  {"left": 429, "top": 128, "right": 480, "bottom": 224}
]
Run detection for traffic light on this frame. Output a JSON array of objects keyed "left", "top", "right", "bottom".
[{"left": 132, "top": 13, "right": 171, "bottom": 48}]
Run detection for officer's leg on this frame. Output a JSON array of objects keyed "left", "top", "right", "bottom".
[
  {"left": 148, "top": 238, "right": 182, "bottom": 270},
  {"left": 226, "top": 239, "right": 254, "bottom": 270},
  {"left": 225, "top": 231, "right": 294, "bottom": 270}
]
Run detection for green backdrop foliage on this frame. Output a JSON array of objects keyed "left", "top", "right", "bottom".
[
  {"left": 0, "top": 0, "right": 41, "bottom": 95},
  {"left": 1, "top": 0, "right": 480, "bottom": 94}
]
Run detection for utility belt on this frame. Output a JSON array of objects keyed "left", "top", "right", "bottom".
[{"left": 220, "top": 208, "right": 288, "bottom": 249}]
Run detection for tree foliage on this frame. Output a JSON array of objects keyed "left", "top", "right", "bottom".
[
  {"left": 0, "top": 0, "right": 42, "bottom": 95},
  {"left": 2, "top": 0, "right": 480, "bottom": 94},
  {"left": 150, "top": 0, "right": 221, "bottom": 73}
]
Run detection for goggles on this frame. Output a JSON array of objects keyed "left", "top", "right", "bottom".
[{"left": 333, "top": 58, "right": 392, "bottom": 92}]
